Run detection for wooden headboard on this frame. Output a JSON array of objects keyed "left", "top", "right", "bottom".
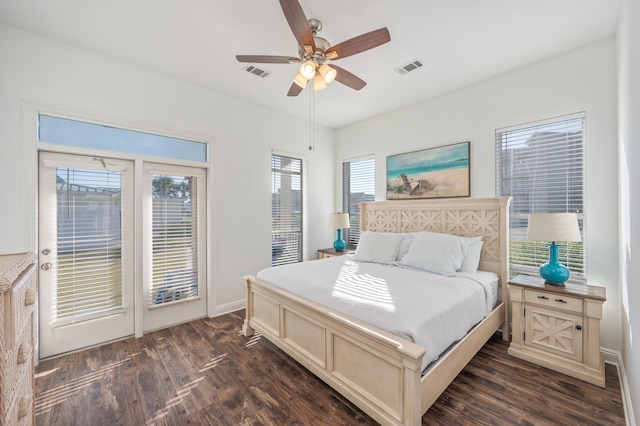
[{"left": 360, "top": 197, "right": 511, "bottom": 304}]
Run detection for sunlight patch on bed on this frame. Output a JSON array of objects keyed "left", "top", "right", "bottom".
[{"left": 332, "top": 260, "right": 395, "bottom": 311}]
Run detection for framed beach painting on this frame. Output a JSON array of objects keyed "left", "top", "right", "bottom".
[{"left": 386, "top": 141, "right": 470, "bottom": 200}]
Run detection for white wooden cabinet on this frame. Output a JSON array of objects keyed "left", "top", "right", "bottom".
[
  {"left": 1, "top": 252, "right": 38, "bottom": 425},
  {"left": 508, "top": 274, "right": 606, "bottom": 387}
]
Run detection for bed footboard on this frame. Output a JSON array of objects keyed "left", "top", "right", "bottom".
[{"left": 243, "top": 275, "right": 427, "bottom": 426}]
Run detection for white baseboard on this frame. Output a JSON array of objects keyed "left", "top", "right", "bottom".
[
  {"left": 211, "top": 299, "right": 245, "bottom": 317},
  {"left": 602, "top": 347, "right": 636, "bottom": 426}
]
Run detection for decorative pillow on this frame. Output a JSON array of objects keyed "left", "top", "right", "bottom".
[
  {"left": 353, "top": 231, "right": 404, "bottom": 263},
  {"left": 398, "top": 231, "right": 470, "bottom": 276},
  {"left": 458, "top": 236, "right": 484, "bottom": 273},
  {"left": 396, "top": 233, "right": 415, "bottom": 261}
]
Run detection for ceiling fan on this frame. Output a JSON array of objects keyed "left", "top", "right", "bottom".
[{"left": 236, "top": 0, "right": 391, "bottom": 96}]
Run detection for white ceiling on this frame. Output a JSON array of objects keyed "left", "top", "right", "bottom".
[{"left": 0, "top": 0, "right": 620, "bottom": 128}]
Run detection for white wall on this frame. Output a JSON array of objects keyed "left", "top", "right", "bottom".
[
  {"left": 618, "top": 0, "right": 640, "bottom": 421},
  {"left": 335, "top": 39, "right": 621, "bottom": 352},
  {"left": 0, "top": 24, "right": 335, "bottom": 314}
]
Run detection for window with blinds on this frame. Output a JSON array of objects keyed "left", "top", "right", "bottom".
[
  {"left": 342, "top": 157, "right": 375, "bottom": 248},
  {"left": 150, "top": 174, "right": 199, "bottom": 306},
  {"left": 55, "top": 167, "right": 125, "bottom": 324},
  {"left": 496, "top": 113, "right": 586, "bottom": 280},
  {"left": 272, "top": 154, "right": 303, "bottom": 266}
]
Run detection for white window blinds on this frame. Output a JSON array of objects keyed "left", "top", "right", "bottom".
[
  {"left": 54, "top": 167, "right": 126, "bottom": 324},
  {"left": 150, "top": 174, "right": 200, "bottom": 306},
  {"left": 272, "top": 154, "right": 303, "bottom": 266},
  {"left": 496, "top": 113, "right": 586, "bottom": 280},
  {"left": 342, "top": 157, "right": 375, "bottom": 248}
]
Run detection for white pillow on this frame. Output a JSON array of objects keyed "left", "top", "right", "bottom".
[
  {"left": 353, "top": 231, "right": 403, "bottom": 263},
  {"left": 396, "top": 233, "right": 415, "bottom": 261},
  {"left": 458, "top": 236, "right": 484, "bottom": 273},
  {"left": 398, "top": 231, "right": 470, "bottom": 276}
]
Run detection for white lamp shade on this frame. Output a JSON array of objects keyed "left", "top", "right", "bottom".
[
  {"left": 527, "top": 213, "right": 582, "bottom": 242},
  {"left": 299, "top": 60, "right": 316, "bottom": 80},
  {"left": 318, "top": 64, "right": 337, "bottom": 84},
  {"left": 328, "top": 213, "right": 350, "bottom": 229},
  {"left": 313, "top": 73, "right": 327, "bottom": 91}
]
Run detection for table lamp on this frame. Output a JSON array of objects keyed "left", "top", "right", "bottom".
[
  {"left": 527, "top": 213, "right": 582, "bottom": 286},
  {"left": 328, "top": 213, "right": 350, "bottom": 251}
]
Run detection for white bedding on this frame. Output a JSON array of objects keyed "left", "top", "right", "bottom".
[{"left": 256, "top": 256, "right": 499, "bottom": 371}]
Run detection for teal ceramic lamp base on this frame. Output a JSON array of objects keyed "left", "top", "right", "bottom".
[
  {"left": 333, "top": 228, "right": 346, "bottom": 251},
  {"left": 539, "top": 242, "right": 570, "bottom": 286}
]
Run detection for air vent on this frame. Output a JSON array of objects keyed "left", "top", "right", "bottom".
[
  {"left": 395, "top": 59, "right": 424, "bottom": 75},
  {"left": 243, "top": 65, "right": 271, "bottom": 78}
]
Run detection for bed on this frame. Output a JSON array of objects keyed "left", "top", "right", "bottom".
[{"left": 242, "top": 197, "right": 510, "bottom": 425}]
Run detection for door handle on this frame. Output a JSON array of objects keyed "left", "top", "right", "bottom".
[{"left": 41, "top": 262, "right": 52, "bottom": 271}]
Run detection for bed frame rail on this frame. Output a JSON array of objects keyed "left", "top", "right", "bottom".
[{"left": 242, "top": 275, "right": 426, "bottom": 425}]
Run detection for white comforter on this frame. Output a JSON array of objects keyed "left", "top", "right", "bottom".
[{"left": 256, "top": 256, "right": 498, "bottom": 371}]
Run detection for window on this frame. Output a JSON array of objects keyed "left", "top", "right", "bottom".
[
  {"left": 53, "top": 166, "right": 126, "bottom": 324},
  {"left": 496, "top": 113, "right": 585, "bottom": 280},
  {"left": 149, "top": 173, "right": 200, "bottom": 306},
  {"left": 342, "top": 157, "right": 375, "bottom": 248},
  {"left": 272, "top": 154, "right": 304, "bottom": 266},
  {"left": 39, "top": 114, "right": 207, "bottom": 162}
]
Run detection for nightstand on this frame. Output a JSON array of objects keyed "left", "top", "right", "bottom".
[
  {"left": 317, "top": 248, "right": 354, "bottom": 259},
  {"left": 508, "top": 274, "right": 606, "bottom": 387}
]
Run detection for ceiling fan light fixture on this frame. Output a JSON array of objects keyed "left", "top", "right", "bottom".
[
  {"left": 293, "top": 72, "right": 308, "bottom": 88},
  {"left": 300, "top": 60, "right": 316, "bottom": 80},
  {"left": 318, "top": 64, "right": 337, "bottom": 84},
  {"left": 313, "top": 73, "right": 327, "bottom": 91}
]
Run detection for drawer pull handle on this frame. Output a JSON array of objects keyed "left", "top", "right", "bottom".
[
  {"left": 17, "top": 344, "right": 31, "bottom": 364},
  {"left": 537, "top": 295, "right": 549, "bottom": 300},
  {"left": 576, "top": 325, "right": 582, "bottom": 331},
  {"left": 25, "top": 288, "right": 37, "bottom": 306},
  {"left": 555, "top": 298, "right": 567, "bottom": 303}
]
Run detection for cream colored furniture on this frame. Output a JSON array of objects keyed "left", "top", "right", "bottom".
[
  {"left": 508, "top": 274, "right": 606, "bottom": 387},
  {"left": 1, "top": 252, "right": 37, "bottom": 426},
  {"left": 243, "top": 197, "right": 510, "bottom": 425},
  {"left": 317, "top": 248, "right": 354, "bottom": 259}
]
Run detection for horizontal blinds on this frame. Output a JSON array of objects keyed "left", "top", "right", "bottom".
[
  {"left": 272, "top": 154, "right": 303, "bottom": 266},
  {"left": 343, "top": 157, "right": 375, "bottom": 248},
  {"left": 496, "top": 114, "right": 586, "bottom": 279},
  {"left": 55, "top": 167, "right": 125, "bottom": 325},
  {"left": 150, "top": 174, "right": 199, "bottom": 306}
]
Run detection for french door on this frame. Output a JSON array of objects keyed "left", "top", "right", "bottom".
[
  {"left": 38, "top": 152, "right": 135, "bottom": 357},
  {"left": 39, "top": 153, "right": 207, "bottom": 357},
  {"left": 142, "top": 163, "right": 207, "bottom": 332}
]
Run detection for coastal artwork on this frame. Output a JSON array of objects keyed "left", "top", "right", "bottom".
[{"left": 386, "top": 142, "right": 470, "bottom": 200}]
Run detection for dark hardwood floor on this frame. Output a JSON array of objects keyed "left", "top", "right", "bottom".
[{"left": 35, "top": 310, "right": 625, "bottom": 425}]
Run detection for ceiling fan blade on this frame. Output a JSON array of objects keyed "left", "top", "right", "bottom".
[
  {"left": 279, "top": 0, "right": 315, "bottom": 51},
  {"left": 287, "top": 82, "right": 305, "bottom": 96},
  {"left": 326, "top": 28, "right": 390, "bottom": 60},
  {"left": 331, "top": 65, "right": 367, "bottom": 90},
  {"left": 236, "top": 55, "right": 300, "bottom": 64}
]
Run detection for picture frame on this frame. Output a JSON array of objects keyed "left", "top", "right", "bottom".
[{"left": 386, "top": 141, "right": 470, "bottom": 200}]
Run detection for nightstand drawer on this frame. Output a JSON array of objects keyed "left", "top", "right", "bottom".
[{"left": 524, "top": 289, "right": 582, "bottom": 314}]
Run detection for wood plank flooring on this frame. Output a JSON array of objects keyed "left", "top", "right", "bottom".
[{"left": 35, "top": 310, "right": 625, "bottom": 425}]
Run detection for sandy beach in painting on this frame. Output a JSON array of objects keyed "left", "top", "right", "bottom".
[{"left": 386, "top": 167, "right": 469, "bottom": 199}]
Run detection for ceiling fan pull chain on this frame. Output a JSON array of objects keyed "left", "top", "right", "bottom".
[{"left": 308, "top": 87, "right": 314, "bottom": 151}]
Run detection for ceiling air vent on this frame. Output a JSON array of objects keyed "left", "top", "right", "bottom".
[
  {"left": 395, "top": 59, "right": 424, "bottom": 75},
  {"left": 243, "top": 65, "right": 271, "bottom": 78}
]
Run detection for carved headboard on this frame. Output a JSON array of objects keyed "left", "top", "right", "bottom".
[{"left": 359, "top": 197, "right": 511, "bottom": 303}]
